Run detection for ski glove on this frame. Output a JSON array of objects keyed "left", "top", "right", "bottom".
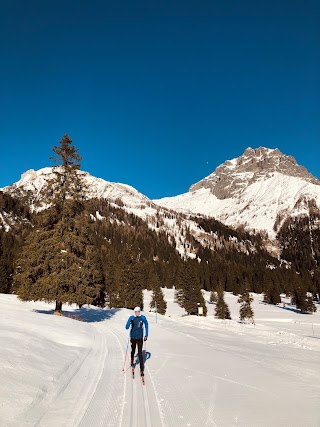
[
  {"left": 144, "top": 336, "right": 148, "bottom": 341},
  {"left": 130, "top": 319, "right": 134, "bottom": 327}
]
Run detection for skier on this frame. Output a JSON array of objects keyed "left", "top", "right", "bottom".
[{"left": 125, "top": 306, "right": 149, "bottom": 377}]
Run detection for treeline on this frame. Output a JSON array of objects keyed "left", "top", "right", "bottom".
[
  {"left": 1, "top": 188, "right": 319, "bottom": 314},
  {"left": 0, "top": 192, "right": 31, "bottom": 293},
  {"left": 277, "top": 200, "right": 320, "bottom": 300}
]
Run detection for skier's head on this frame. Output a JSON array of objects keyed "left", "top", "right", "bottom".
[{"left": 134, "top": 306, "right": 141, "bottom": 316}]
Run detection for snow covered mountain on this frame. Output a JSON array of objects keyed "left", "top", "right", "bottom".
[
  {"left": 2, "top": 146, "right": 320, "bottom": 247},
  {"left": 2, "top": 167, "right": 157, "bottom": 219},
  {"left": 154, "top": 147, "right": 320, "bottom": 238},
  {"left": 0, "top": 165, "right": 269, "bottom": 259}
]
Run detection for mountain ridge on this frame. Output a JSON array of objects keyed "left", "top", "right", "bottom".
[
  {"left": 1, "top": 147, "right": 320, "bottom": 301},
  {"left": 2, "top": 146, "right": 320, "bottom": 241},
  {"left": 155, "top": 147, "right": 320, "bottom": 238}
]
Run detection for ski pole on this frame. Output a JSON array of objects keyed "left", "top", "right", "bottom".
[
  {"left": 122, "top": 334, "right": 130, "bottom": 372},
  {"left": 143, "top": 338, "right": 147, "bottom": 359}
]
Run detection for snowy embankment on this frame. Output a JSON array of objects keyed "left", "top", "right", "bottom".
[{"left": 1, "top": 291, "right": 320, "bottom": 427}]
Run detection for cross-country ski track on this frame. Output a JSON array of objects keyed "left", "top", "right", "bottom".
[{"left": 1, "top": 291, "right": 320, "bottom": 427}]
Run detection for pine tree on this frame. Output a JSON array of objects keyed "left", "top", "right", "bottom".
[
  {"left": 263, "top": 275, "right": 281, "bottom": 305},
  {"left": 47, "top": 134, "right": 85, "bottom": 205},
  {"left": 214, "top": 290, "right": 231, "bottom": 319},
  {"left": 150, "top": 273, "right": 167, "bottom": 315},
  {"left": 118, "top": 245, "right": 143, "bottom": 310},
  {"left": 210, "top": 291, "right": 218, "bottom": 303},
  {"left": 13, "top": 135, "right": 104, "bottom": 314},
  {"left": 175, "top": 260, "right": 207, "bottom": 316},
  {"left": 291, "top": 282, "right": 317, "bottom": 314},
  {"left": 0, "top": 262, "right": 10, "bottom": 293},
  {"left": 104, "top": 252, "right": 123, "bottom": 308},
  {"left": 238, "top": 290, "right": 255, "bottom": 324}
]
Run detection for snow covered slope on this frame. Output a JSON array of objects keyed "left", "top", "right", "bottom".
[
  {"left": 2, "top": 167, "right": 266, "bottom": 259},
  {"left": 1, "top": 167, "right": 158, "bottom": 220},
  {"left": 154, "top": 147, "right": 320, "bottom": 238},
  {"left": 3, "top": 146, "right": 320, "bottom": 241},
  {"left": 1, "top": 293, "right": 320, "bottom": 427}
]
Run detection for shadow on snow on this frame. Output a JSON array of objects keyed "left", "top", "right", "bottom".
[
  {"left": 33, "top": 307, "right": 119, "bottom": 323},
  {"left": 259, "top": 301, "right": 302, "bottom": 314}
]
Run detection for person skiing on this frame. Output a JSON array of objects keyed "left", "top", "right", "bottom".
[{"left": 125, "top": 306, "right": 149, "bottom": 376}]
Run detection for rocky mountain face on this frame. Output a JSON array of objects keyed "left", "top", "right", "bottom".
[
  {"left": 2, "top": 147, "right": 320, "bottom": 254},
  {"left": 1, "top": 166, "right": 267, "bottom": 259},
  {"left": 190, "top": 147, "right": 319, "bottom": 198},
  {"left": 155, "top": 147, "right": 320, "bottom": 239}
]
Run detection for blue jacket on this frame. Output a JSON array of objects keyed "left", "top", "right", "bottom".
[{"left": 126, "top": 314, "right": 149, "bottom": 339}]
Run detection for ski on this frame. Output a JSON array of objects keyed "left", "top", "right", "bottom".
[
  {"left": 141, "top": 372, "right": 145, "bottom": 386},
  {"left": 132, "top": 366, "right": 135, "bottom": 379}
]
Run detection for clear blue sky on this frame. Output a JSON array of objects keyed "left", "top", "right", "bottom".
[{"left": 1, "top": 0, "right": 319, "bottom": 198}]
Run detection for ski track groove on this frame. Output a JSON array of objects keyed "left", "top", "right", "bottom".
[
  {"left": 40, "top": 323, "right": 107, "bottom": 427},
  {"left": 109, "top": 322, "right": 164, "bottom": 427},
  {"left": 13, "top": 342, "right": 94, "bottom": 426},
  {"left": 78, "top": 323, "right": 124, "bottom": 427},
  {"left": 12, "top": 324, "right": 107, "bottom": 427},
  {"left": 106, "top": 323, "right": 135, "bottom": 427},
  {"left": 111, "top": 323, "right": 147, "bottom": 427}
]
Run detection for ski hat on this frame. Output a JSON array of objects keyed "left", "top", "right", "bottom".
[{"left": 134, "top": 306, "right": 141, "bottom": 313}]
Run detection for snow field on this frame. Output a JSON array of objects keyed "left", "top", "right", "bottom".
[{"left": 0, "top": 290, "right": 320, "bottom": 427}]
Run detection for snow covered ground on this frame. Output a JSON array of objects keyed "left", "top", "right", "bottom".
[{"left": 1, "top": 290, "right": 320, "bottom": 427}]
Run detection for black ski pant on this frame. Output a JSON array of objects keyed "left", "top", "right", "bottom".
[{"left": 131, "top": 338, "right": 144, "bottom": 371}]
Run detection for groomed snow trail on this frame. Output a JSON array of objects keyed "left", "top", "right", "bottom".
[
  {"left": 77, "top": 321, "right": 164, "bottom": 427},
  {"left": 1, "top": 295, "right": 320, "bottom": 427}
]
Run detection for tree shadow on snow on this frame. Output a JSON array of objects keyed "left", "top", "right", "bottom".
[
  {"left": 276, "top": 305, "right": 302, "bottom": 314},
  {"left": 259, "top": 301, "right": 302, "bottom": 314},
  {"left": 33, "top": 307, "right": 119, "bottom": 323},
  {"left": 77, "top": 307, "right": 119, "bottom": 322}
]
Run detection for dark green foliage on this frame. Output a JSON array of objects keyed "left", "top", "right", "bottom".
[
  {"left": 313, "top": 268, "right": 320, "bottom": 300},
  {"left": 0, "top": 192, "right": 31, "bottom": 293},
  {"left": 46, "top": 134, "right": 86, "bottom": 206},
  {"left": 263, "top": 276, "right": 281, "bottom": 305},
  {"left": 175, "top": 260, "right": 207, "bottom": 316},
  {"left": 238, "top": 290, "right": 255, "bottom": 324},
  {"left": 291, "top": 280, "right": 317, "bottom": 314},
  {"left": 13, "top": 135, "right": 104, "bottom": 312},
  {"left": 13, "top": 202, "right": 105, "bottom": 309},
  {"left": 150, "top": 277, "right": 167, "bottom": 315},
  {"left": 215, "top": 290, "right": 231, "bottom": 319},
  {"left": 117, "top": 245, "right": 143, "bottom": 310},
  {"left": 210, "top": 291, "right": 218, "bottom": 303},
  {"left": 278, "top": 202, "right": 320, "bottom": 273}
]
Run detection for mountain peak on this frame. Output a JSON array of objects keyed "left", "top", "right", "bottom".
[
  {"left": 190, "top": 146, "right": 319, "bottom": 198},
  {"left": 2, "top": 167, "right": 153, "bottom": 215}
]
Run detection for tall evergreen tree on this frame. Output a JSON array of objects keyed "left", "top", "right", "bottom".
[
  {"left": 210, "top": 291, "right": 218, "bottom": 303},
  {"left": 118, "top": 245, "right": 143, "bottom": 310},
  {"left": 149, "top": 273, "right": 167, "bottom": 315},
  {"left": 175, "top": 260, "right": 207, "bottom": 316},
  {"left": 263, "top": 277, "right": 281, "bottom": 305},
  {"left": 291, "top": 281, "right": 317, "bottom": 314},
  {"left": 238, "top": 290, "right": 255, "bottom": 324},
  {"left": 13, "top": 135, "right": 104, "bottom": 314},
  {"left": 214, "top": 290, "right": 231, "bottom": 319}
]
